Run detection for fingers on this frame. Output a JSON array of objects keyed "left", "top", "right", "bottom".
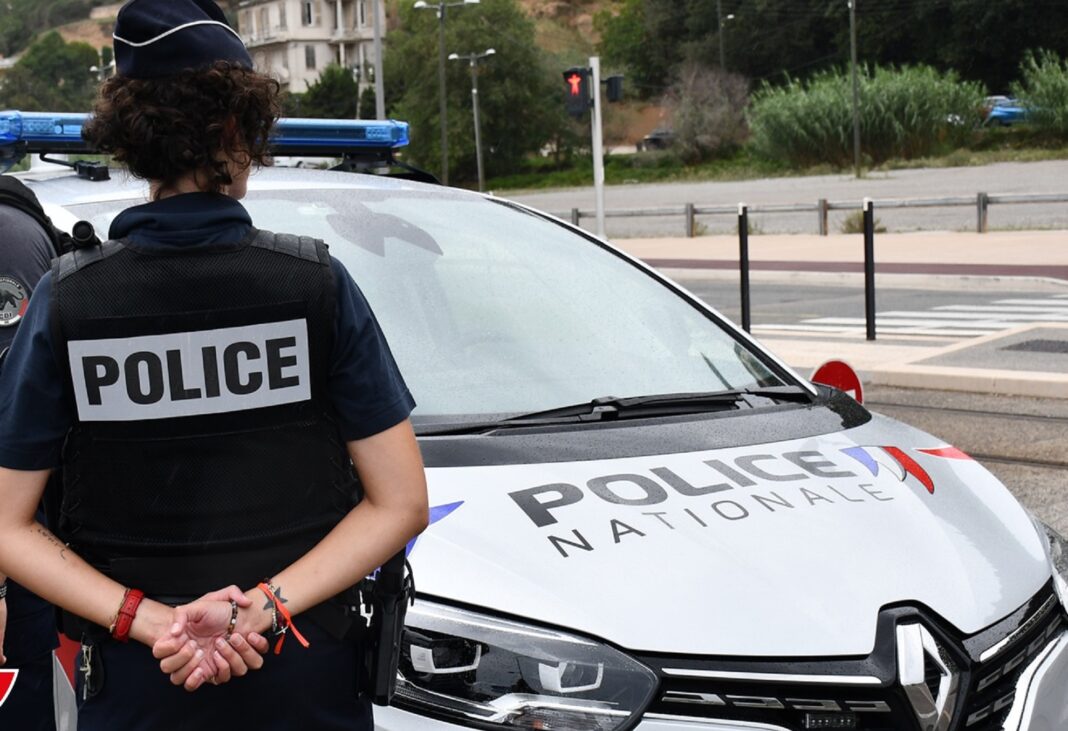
[
  {"left": 168, "top": 646, "right": 206, "bottom": 688},
  {"left": 211, "top": 649, "right": 233, "bottom": 684},
  {"left": 212, "top": 636, "right": 248, "bottom": 678},
  {"left": 247, "top": 632, "right": 269, "bottom": 656},
  {"left": 158, "top": 640, "right": 198, "bottom": 674},
  {"left": 170, "top": 607, "right": 188, "bottom": 637},
  {"left": 228, "top": 633, "right": 264, "bottom": 671},
  {"left": 152, "top": 632, "right": 189, "bottom": 661}
]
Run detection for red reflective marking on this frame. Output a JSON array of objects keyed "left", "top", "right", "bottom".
[
  {"left": 58, "top": 633, "right": 80, "bottom": 686},
  {"left": 567, "top": 74, "right": 583, "bottom": 96},
  {"left": 919, "top": 446, "right": 974, "bottom": 461},
  {"left": 883, "top": 446, "right": 935, "bottom": 494},
  {"left": 0, "top": 669, "right": 18, "bottom": 707}
]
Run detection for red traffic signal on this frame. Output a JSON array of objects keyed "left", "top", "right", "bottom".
[{"left": 563, "top": 67, "right": 590, "bottom": 118}]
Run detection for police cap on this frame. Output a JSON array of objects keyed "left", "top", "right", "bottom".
[{"left": 113, "top": 0, "right": 253, "bottom": 79}]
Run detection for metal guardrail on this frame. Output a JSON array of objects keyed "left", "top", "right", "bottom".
[{"left": 560, "top": 192, "right": 1068, "bottom": 237}]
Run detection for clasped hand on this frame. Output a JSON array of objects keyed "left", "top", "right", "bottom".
[{"left": 151, "top": 586, "right": 270, "bottom": 692}]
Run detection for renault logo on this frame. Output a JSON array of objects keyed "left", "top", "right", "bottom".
[{"left": 897, "top": 623, "right": 961, "bottom": 731}]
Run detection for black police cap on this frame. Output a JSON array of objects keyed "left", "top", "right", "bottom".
[{"left": 113, "top": 0, "right": 253, "bottom": 79}]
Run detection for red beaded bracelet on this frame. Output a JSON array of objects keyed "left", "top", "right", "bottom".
[{"left": 110, "top": 588, "right": 145, "bottom": 643}]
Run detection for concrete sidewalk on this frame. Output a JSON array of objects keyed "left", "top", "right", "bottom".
[{"left": 610, "top": 231, "right": 1068, "bottom": 399}]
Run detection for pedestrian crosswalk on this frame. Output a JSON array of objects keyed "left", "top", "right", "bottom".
[{"left": 753, "top": 294, "right": 1068, "bottom": 338}]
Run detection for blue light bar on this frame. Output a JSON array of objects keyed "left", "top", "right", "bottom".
[
  {"left": 0, "top": 110, "right": 409, "bottom": 157},
  {"left": 0, "top": 111, "right": 89, "bottom": 151},
  {"left": 271, "top": 118, "right": 410, "bottom": 152}
]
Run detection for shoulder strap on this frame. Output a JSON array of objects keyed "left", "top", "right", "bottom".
[
  {"left": 249, "top": 228, "right": 329, "bottom": 265},
  {"left": 52, "top": 239, "right": 126, "bottom": 283},
  {"left": 0, "top": 176, "right": 69, "bottom": 257}
]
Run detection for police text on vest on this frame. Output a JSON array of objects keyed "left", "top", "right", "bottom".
[{"left": 68, "top": 320, "right": 311, "bottom": 421}]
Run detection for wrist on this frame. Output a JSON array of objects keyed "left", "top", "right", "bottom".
[
  {"left": 129, "top": 599, "right": 173, "bottom": 647},
  {"left": 238, "top": 588, "right": 274, "bottom": 635}
]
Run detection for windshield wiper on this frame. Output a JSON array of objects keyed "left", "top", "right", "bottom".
[{"left": 418, "top": 385, "right": 815, "bottom": 436}]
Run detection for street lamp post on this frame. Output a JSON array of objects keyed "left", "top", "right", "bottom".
[
  {"left": 413, "top": 0, "right": 480, "bottom": 186},
  {"left": 716, "top": 1, "right": 735, "bottom": 71},
  {"left": 449, "top": 48, "right": 495, "bottom": 192},
  {"left": 849, "top": 0, "right": 862, "bottom": 179}
]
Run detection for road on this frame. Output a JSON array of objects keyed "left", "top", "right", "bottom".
[
  {"left": 675, "top": 276, "right": 1068, "bottom": 342},
  {"left": 505, "top": 159, "right": 1068, "bottom": 237}
]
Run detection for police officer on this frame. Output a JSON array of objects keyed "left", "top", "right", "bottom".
[
  {"left": 0, "top": 177, "right": 62, "bottom": 730},
  {"left": 0, "top": 1, "right": 429, "bottom": 728}
]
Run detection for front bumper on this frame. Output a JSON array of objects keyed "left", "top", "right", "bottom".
[{"left": 375, "top": 631, "right": 1068, "bottom": 731}]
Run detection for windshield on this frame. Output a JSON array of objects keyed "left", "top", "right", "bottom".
[{"left": 66, "top": 185, "right": 788, "bottom": 425}]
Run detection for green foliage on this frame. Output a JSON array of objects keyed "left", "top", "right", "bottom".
[
  {"left": 1012, "top": 50, "right": 1068, "bottom": 137},
  {"left": 384, "top": 0, "right": 564, "bottom": 183},
  {"left": 0, "top": 31, "right": 100, "bottom": 112},
  {"left": 359, "top": 86, "right": 377, "bottom": 120},
  {"left": 596, "top": 1, "right": 1068, "bottom": 97},
  {"left": 0, "top": 0, "right": 112, "bottom": 56},
  {"left": 748, "top": 65, "right": 984, "bottom": 167},
  {"left": 297, "top": 64, "right": 359, "bottom": 119}
]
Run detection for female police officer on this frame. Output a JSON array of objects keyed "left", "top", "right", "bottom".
[{"left": 0, "top": 0, "right": 429, "bottom": 728}]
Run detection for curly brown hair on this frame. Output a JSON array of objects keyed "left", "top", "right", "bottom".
[{"left": 83, "top": 62, "right": 280, "bottom": 196}]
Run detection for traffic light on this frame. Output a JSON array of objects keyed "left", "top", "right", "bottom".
[
  {"left": 605, "top": 75, "right": 624, "bottom": 102},
  {"left": 563, "top": 67, "right": 590, "bottom": 119}
]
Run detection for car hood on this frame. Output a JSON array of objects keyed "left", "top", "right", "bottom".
[{"left": 408, "top": 413, "right": 1051, "bottom": 657}]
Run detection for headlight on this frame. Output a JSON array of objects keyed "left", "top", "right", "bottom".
[
  {"left": 394, "top": 600, "right": 658, "bottom": 730},
  {"left": 1031, "top": 515, "right": 1068, "bottom": 608}
]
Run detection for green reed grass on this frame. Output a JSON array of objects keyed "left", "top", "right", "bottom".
[{"left": 749, "top": 65, "right": 985, "bottom": 167}]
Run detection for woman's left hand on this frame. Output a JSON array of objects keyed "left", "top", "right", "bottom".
[{"left": 151, "top": 586, "right": 268, "bottom": 691}]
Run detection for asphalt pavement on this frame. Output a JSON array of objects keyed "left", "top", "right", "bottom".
[{"left": 505, "top": 160, "right": 1068, "bottom": 236}]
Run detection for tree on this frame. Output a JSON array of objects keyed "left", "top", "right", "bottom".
[
  {"left": 298, "top": 64, "right": 359, "bottom": 118},
  {"left": 0, "top": 31, "right": 99, "bottom": 112},
  {"left": 384, "top": 0, "right": 562, "bottom": 183},
  {"left": 664, "top": 64, "right": 748, "bottom": 164},
  {"left": 597, "top": 1, "right": 1068, "bottom": 96}
]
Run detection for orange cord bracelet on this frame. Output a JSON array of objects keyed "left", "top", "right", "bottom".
[{"left": 257, "top": 581, "right": 310, "bottom": 655}]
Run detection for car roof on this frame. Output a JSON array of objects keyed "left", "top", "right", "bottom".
[{"left": 18, "top": 165, "right": 470, "bottom": 209}]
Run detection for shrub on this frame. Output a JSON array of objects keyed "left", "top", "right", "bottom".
[
  {"left": 664, "top": 63, "right": 749, "bottom": 164},
  {"left": 748, "top": 65, "right": 985, "bottom": 167},
  {"left": 1011, "top": 50, "right": 1068, "bottom": 137}
]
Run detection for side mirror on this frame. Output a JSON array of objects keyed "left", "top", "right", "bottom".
[{"left": 811, "top": 360, "right": 863, "bottom": 404}]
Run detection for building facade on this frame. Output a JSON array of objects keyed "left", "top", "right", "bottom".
[{"left": 237, "top": 0, "right": 380, "bottom": 98}]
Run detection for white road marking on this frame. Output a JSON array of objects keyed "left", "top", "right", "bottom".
[{"left": 758, "top": 295, "right": 1068, "bottom": 339}]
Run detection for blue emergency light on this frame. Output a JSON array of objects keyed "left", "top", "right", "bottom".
[{"left": 0, "top": 110, "right": 409, "bottom": 161}]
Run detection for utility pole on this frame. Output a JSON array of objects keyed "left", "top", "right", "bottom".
[
  {"left": 449, "top": 48, "right": 495, "bottom": 192},
  {"left": 414, "top": 0, "right": 480, "bottom": 186},
  {"left": 849, "top": 0, "right": 861, "bottom": 179},
  {"left": 373, "top": 0, "right": 385, "bottom": 119}
]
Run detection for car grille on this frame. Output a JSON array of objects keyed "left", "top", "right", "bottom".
[{"left": 638, "top": 586, "right": 1065, "bottom": 731}]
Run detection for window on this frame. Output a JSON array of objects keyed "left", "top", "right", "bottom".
[
  {"left": 302, "top": 1, "right": 315, "bottom": 26},
  {"left": 258, "top": 7, "right": 270, "bottom": 37},
  {"left": 358, "top": 0, "right": 366, "bottom": 27},
  {"left": 238, "top": 10, "right": 250, "bottom": 36},
  {"left": 278, "top": 2, "right": 287, "bottom": 29},
  {"left": 305, "top": 44, "right": 317, "bottom": 69}
]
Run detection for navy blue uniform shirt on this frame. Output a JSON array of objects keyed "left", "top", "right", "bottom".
[{"left": 0, "top": 192, "right": 415, "bottom": 470}]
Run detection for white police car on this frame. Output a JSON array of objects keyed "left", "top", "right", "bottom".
[{"left": 5, "top": 111, "right": 1068, "bottom": 731}]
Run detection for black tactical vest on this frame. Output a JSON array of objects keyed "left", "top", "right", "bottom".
[{"left": 49, "top": 229, "right": 358, "bottom": 598}]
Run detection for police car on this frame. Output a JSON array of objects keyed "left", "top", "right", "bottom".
[{"left": 4, "top": 110, "right": 1068, "bottom": 731}]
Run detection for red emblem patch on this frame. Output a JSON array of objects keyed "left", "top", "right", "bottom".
[{"left": 0, "top": 669, "right": 18, "bottom": 707}]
